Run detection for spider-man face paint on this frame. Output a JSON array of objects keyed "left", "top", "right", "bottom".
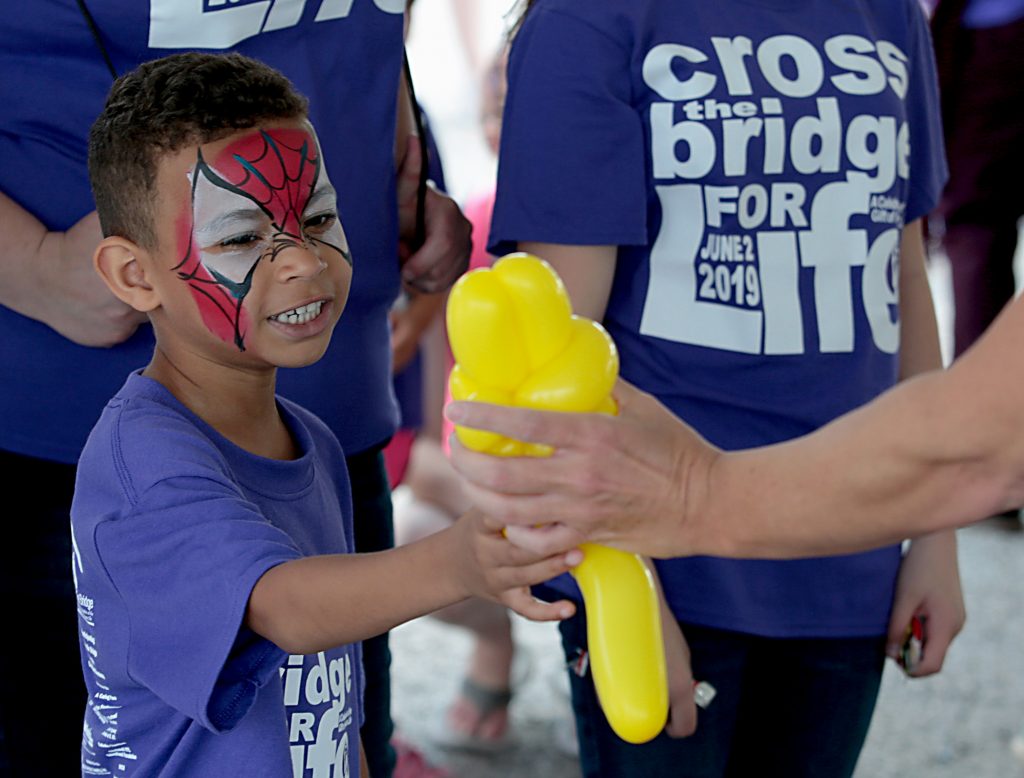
[{"left": 173, "top": 127, "right": 350, "bottom": 350}]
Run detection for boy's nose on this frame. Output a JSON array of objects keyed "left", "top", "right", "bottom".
[{"left": 275, "top": 240, "right": 327, "bottom": 281}]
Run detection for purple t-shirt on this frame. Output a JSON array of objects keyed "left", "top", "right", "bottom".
[
  {"left": 0, "top": 0, "right": 404, "bottom": 464},
  {"left": 492, "top": 0, "right": 947, "bottom": 637},
  {"left": 71, "top": 372, "right": 364, "bottom": 776}
]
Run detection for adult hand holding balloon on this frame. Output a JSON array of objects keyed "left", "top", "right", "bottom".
[{"left": 446, "top": 253, "right": 668, "bottom": 744}]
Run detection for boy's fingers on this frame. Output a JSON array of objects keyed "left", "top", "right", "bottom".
[
  {"left": 495, "top": 551, "right": 580, "bottom": 591},
  {"left": 502, "top": 589, "right": 576, "bottom": 622},
  {"left": 477, "top": 511, "right": 507, "bottom": 534}
]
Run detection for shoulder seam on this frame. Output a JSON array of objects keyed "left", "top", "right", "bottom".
[{"left": 110, "top": 404, "right": 138, "bottom": 506}]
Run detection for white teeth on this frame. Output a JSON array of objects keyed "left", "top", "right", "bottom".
[{"left": 272, "top": 300, "right": 324, "bottom": 323}]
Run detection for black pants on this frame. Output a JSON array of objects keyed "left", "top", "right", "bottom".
[
  {"left": 560, "top": 615, "right": 885, "bottom": 778},
  {"left": 347, "top": 444, "right": 396, "bottom": 778},
  {"left": 0, "top": 450, "right": 86, "bottom": 776}
]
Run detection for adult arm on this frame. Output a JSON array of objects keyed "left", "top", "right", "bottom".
[
  {"left": 517, "top": 241, "right": 616, "bottom": 321},
  {"left": 389, "top": 289, "right": 446, "bottom": 372},
  {"left": 394, "top": 70, "right": 470, "bottom": 293},
  {"left": 447, "top": 291, "right": 1024, "bottom": 559},
  {"left": 884, "top": 220, "right": 965, "bottom": 676},
  {"left": 704, "top": 285, "right": 1024, "bottom": 557},
  {"left": 0, "top": 190, "right": 145, "bottom": 346}
]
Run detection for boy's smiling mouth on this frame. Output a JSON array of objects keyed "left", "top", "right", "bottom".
[
  {"left": 266, "top": 296, "right": 338, "bottom": 341},
  {"left": 269, "top": 299, "right": 326, "bottom": 324}
]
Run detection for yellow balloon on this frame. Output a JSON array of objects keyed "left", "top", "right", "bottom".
[
  {"left": 571, "top": 544, "right": 668, "bottom": 744},
  {"left": 593, "top": 394, "right": 619, "bottom": 416},
  {"left": 446, "top": 254, "right": 668, "bottom": 744},
  {"left": 447, "top": 268, "right": 529, "bottom": 391},
  {"left": 514, "top": 317, "right": 619, "bottom": 412},
  {"left": 449, "top": 366, "right": 513, "bottom": 454},
  {"left": 491, "top": 253, "right": 574, "bottom": 371}
]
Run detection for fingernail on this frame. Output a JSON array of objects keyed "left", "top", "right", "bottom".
[
  {"left": 445, "top": 403, "right": 465, "bottom": 423},
  {"left": 566, "top": 548, "right": 584, "bottom": 566}
]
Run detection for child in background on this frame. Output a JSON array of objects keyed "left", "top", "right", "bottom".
[
  {"left": 490, "top": 1, "right": 965, "bottom": 775},
  {"left": 72, "top": 51, "right": 578, "bottom": 776}
]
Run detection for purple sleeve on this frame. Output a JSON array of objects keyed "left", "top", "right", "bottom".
[
  {"left": 95, "top": 475, "right": 302, "bottom": 733},
  {"left": 489, "top": 8, "right": 648, "bottom": 256},
  {"left": 904, "top": 0, "right": 949, "bottom": 221}
]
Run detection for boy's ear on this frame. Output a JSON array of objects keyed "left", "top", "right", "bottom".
[{"left": 94, "top": 237, "right": 160, "bottom": 312}]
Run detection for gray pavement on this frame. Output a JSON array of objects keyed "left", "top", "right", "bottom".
[{"left": 390, "top": 518, "right": 1024, "bottom": 778}]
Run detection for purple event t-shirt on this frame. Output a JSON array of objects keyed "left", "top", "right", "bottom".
[
  {"left": 71, "top": 372, "right": 364, "bottom": 776},
  {"left": 492, "top": 0, "right": 947, "bottom": 638},
  {"left": 0, "top": 1, "right": 403, "bottom": 464}
]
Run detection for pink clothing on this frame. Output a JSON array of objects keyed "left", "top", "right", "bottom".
[{"left": 442, "top": 188, "right": 497, "bottom": 455}]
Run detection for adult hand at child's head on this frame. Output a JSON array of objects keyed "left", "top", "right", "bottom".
[
  {"left": 452, "top": 508, "right": 580, "bottom": 622},
  {"left": 38, "top": 211, "right": 148, "bottom": 347},
  {"left": 446, "top": 379, "right": 722, "bottom": 560},
  {"left": 399, "top": 182, "right": 471, "bottom": 293}
]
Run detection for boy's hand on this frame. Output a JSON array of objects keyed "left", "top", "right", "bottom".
[{"left": 452, "top": 509, "right": 580, "bottom": 622}]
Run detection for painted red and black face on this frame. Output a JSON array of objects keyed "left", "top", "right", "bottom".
[{"left": 173, "top": 127, "right": 351, "bottom": 351}]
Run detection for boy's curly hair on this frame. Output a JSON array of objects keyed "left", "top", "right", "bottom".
[{"left": 88, "top": 52, "right": 309, "bottom": 250}]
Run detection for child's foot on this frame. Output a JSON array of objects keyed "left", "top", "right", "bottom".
[
  {"left": 434, "top": 678, "right": 513, "bottom": 753},
  {"left": 392, "top": 736, "right": 452, "bottom": 778}
]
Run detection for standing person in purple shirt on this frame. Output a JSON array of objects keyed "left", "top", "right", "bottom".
[
  {"left": 71, "top": 51, "right": 577, "bottom": 777},
  {"left": 486, "top": 0, "right": 965, "bottom": 775},
  {"left": 0, "top": 2, "right": 469, "bottom": 775}
]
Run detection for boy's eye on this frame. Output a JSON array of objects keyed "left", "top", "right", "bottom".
[
  {"left": 219, "top": 233, "right": 262, "bottom": 249},
  {"left": 304, "top": 212, "right": 337, "bottom": 232}
]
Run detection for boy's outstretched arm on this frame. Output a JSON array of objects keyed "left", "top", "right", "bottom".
[{"left": 246, "top": 510, "right": 580, "bottom": 655}]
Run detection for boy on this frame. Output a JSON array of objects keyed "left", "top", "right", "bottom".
[{"left": 72, "top": 51, "right": 578, "bottom": 777}]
